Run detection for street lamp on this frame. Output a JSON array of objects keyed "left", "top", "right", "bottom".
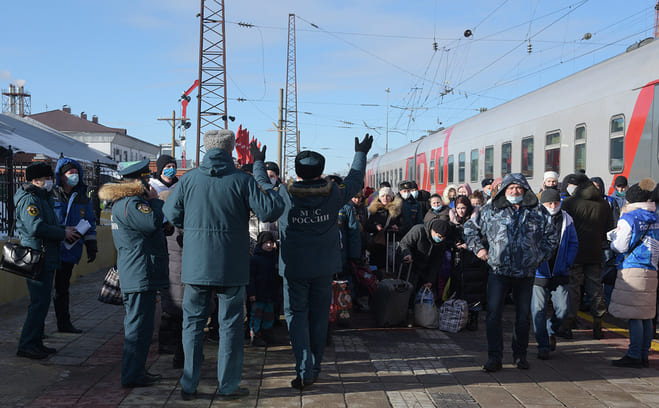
[{"left": 385, "top": 88, "right": 390, "bottom": 153}]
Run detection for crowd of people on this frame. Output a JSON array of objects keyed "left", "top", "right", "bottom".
[{"left": 10, "top": 132, "right": 659, "bottom": 401}]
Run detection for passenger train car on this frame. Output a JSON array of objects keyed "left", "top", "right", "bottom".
[{"left": 366, "top": 38, "right": 659, "bottom": 196}]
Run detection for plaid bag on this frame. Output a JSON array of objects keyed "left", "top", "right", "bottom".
[
  {"left": 98, "top": 266, "right": 122, "bottom": 305},
  {"left": 329, "top": 280, "right": 352, "bottom": 323},
  {"left": 438, "top": 296, "right": 468, "bottom": 333}
]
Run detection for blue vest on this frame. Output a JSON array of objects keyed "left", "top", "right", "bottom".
[{"left": 619, "top": 209, "right": 659, "bottom": 271}]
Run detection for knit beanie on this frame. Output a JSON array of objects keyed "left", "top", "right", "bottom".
[
  {"left": 156, "top": 155, "right": 176, "bottom": 175},
  {"left": 614, "top": 175, "right": 628, "bottom": 187},
  {"left": 378, "top": 187, "right": 394, "bottom": 199},
  {"left": 256, "top": 231, "right": 275, "bottom": 247},
  {"left": 626, "top": 178, "right": 656, "bottom": 203},
  {"left": 540, "top": 189, "right": 561, "bottom": 203},
  {"left": 26, "top": 162, "right": 53, "bottom": 181},
  {"left": 59, "top": 162, "right": 77, "bottom": 175},
  {"left": 429, "top": 218, "right": 450, "bottom": 237},
  {"left": 204, "top": 129, "right": 235, "bottom": 152}
]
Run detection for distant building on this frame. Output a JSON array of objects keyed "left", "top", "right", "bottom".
[{"left": 29, "top": 106, "right": 159, "bottom": 162}]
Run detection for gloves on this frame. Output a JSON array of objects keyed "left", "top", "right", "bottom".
[
  {"left": 355, "top": 133, "right": 373, "bottom": 154},
  {"left": 249, "top": 141, "right": 266, "bottom": 162},
  {"left": 86, "top": 240, "right": 98, "bottom": 263}
]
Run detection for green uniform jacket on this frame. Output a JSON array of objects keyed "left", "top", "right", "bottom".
[
  {"left": 163, "top": 149, "right": 285, "bottom": 287},
  {"left": 99, "top": 180, "right": 169, "bottom": 293},
  {"left": 14, "top": 184, "right": 65, "bottom": 271}
]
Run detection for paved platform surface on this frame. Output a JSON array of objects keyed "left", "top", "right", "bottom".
[{"left": 1, "top": 267, "right": 658, "bottom": 407}]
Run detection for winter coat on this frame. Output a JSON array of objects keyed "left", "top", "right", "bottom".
[
  {"left": 561, "top": 183, "right": 614, "bottom": 264},
  {"left": 365, "top": 196, "right": 405, "bottom": 236},
  {"left": 149, "top": 176, "right": 178, "bottom": 195},
  {"left": 611, "top": 203, "right": 659, "bottom": 271},
  {"left": 463, "top": 173, "right": 558, "bottom": 278},
  {"left": 398, "top": 195, "right": 423, "bottom": 231},
  {"left": 247, "top": 246, "right": 279, "bottom": 302},
  {"left": 163, "top": 149, "right": 285, "bottom": 286},
  {"left": 423, "top": 206, "right": 450, "bottom": 223},
  {"left": 277, "top": 152, "right": 366, "bottom": 280},
  {"left": 399, "top": 219, "right": 451, "bottom": 287},
  {"left": 609, "top": 267, "right": 657, "bottom": 320},
  {"left": 534, "top": 210, "right": 579, "bottom": 286},
  {"left": 98, "top": 180, "right": 169, "bottom": 293},
  {"left": 161, "top": 227, "right": 184, "bottom": 317},
  {"left": 53, "top": 158, "right": 97, "bottom": 264},
  {"left": 338, "top": 202, "right": 361, "bottom": 265},
  {"left": 442, "top": 184, "right": 458, "bottom": 208},
  {"left": 14, "top": 184, "right": 65, "bottom": 271}
]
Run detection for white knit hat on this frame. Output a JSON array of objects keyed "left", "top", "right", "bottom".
[
  {"left": 378, "top": 187, "right": 394, "bottom": 198},
  {"left": 204, "top": 129, "right": 235, "bottom": 152},
  {"left": 543, "top": 171, "right": 559, "bottom": 181}
]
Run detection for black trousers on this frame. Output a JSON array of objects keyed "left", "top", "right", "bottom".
[{"left": 53, "top": 261, "right": 75, "bottom": 327}]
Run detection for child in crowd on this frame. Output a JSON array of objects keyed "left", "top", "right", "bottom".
[{"left": 247, "top": 231, "right": 279, "bottom": 346}]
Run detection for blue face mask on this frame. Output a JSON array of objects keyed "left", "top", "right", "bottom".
[
  {"left": 66, "top": 174, "right": 79, "bottom": 187},
  {"left": 506, "top": 195, "right": 523, "bottom": 204},
  {"left": 432, "top": 235, "right": 443, "bottom": 243},
  {"left": 163, "top": 167, "right": 177, "bottom": 178},
  {"left": 431, "top": 205, "right": 442, "bottom": 212}
]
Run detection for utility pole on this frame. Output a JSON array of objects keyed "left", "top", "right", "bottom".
[
  {"left": 283, "top": 13, "right": 299, "bottom": 180},
  {"left": 385, "top": 88, "right": 390, "bottom": 153},
  {"left": 277, "top": 88, "right": 284, "bottom": 170},
  {"left": 158, "top": 110, "right": 188, "bottom": 157}
]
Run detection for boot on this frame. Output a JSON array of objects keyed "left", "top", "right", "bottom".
[
  {"left": 593, "top": 317, "right": 604, "bottom": 340},
  {"left": 54, "top": 293, "right": 81, "bottom": 333},
  {"left": 158, "top": 313, "right": 176, "bottom": 354},
  {"left": 467, "top": 311, "right": 479, "bottom": 331}
]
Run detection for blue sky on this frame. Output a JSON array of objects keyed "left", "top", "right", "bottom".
[{"left": 1, "top": 0, "right": 656, "bottom": 175}]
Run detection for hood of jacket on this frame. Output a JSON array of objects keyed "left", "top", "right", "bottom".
[
  {"left": 199, "top": 148, "right": 235, "bottom": 177},
  {"left": 442, "top": 184, "right": 458, "bottom": 203},
  {"left": 590, "top": 177, "right": 606, "bottom": 198},
  {"left": 54, "top": 157, "right": 86, "bottom": 190},
  {"left": 368, "top": 195, "right": 403, "bottom": 218},
  {"left": 98, "top": 180, "right": 145, "bottom": 203},
  {"left": 492, "top": 173, "right": 537, "bottom": 209},
  {"left": 457, "top": 182, "right": 472, "bottom": 196}
]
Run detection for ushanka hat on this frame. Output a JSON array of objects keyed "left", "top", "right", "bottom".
[
  {"left": 204, "top": 129, "right": 235, "bottom": 152},
  {"left": 26, "top": 162, "right": 54, "bottom": 181},
  {"left": 399, "top": 180, "right": 414, "bottom": 190},
  {"left": 295, "top": 150, "right": 325, "bottom": 179}
]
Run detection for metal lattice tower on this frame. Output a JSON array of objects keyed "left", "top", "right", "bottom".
[
  {"left": 195, "top": 0, "right": 228, "bottom": 166},
  {"left": 283, "top": 13, "right": 299, "bottom": 180}
]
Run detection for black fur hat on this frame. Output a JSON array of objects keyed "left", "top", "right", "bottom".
[
  {"left": 26, "top": 162, "right": 54, "bottom": 181},
  {"left": 295, "top": 151, "right": 325, "bottom": 179}
]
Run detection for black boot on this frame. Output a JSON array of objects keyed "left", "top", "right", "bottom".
[
  {"left": 593, "top": 317, "right": 604, "bottom": 340},
  {"left": 54, "top": 292, "right": 81, "bottom": 333}
]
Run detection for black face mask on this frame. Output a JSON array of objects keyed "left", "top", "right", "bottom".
[{"left": 544, "top": 185, "right": 558, "bottom": 190}]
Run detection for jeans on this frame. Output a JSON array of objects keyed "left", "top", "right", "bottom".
[
  {"left": 53, "top": 261, "right": 75, "bottom": 327},
  {"left": 531, "top": 284, "right": 569, "bottom": 351},
  {"left": 627, "top": 319, "right": 653, "bottom": 360},
  {"left": 180, "top": 285, "right": 244, "bottom": 394},
  {"left": 486, "top": 273, "right": 534, "bottom": 361},
  {"left": 283, "top": 274, "right": 333, "bottom": 381},
  {"left": 121, "top": 290, "right": 157, "bottom": 385},
  {"left": 18, "top": 269, "right": 54, "bottom": 351},
  {"left": 565, "top": 263, "right": 606, "bottom": 325}
]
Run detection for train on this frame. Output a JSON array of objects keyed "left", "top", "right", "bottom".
[{"left": 365, "top": 37, "right": 659, "bottom": 196}]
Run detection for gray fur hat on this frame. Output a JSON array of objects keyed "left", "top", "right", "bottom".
[{"left": 204, "top": 129, "right": 235, "bottom": 152}]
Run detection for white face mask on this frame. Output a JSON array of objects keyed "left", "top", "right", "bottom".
[
  {"left": 270, "top": 177, "right": 278, "bottom": 185},
  {"left": 411, "top": 190, "right": 418, "bottom": 199},
  {"left": 546, "top": 207, "right": 561, "bottom": 216},
  {"left": 401, "top": 192, "right": 410, "bottom": 200},
  {"left": 43, "top": 180, "right": 54, "bottom": 192},
  {"left": 566, "top": 185, "right": 577, "bottom": 196}
]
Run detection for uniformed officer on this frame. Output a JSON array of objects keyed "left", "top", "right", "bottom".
[
  {"left": 14, "top": 162, "right": 80, "bottom": 359},
  {"left": 98, "top": 159, "right": 169, "bottom": 388},
  {"left": 398, "top": 180, "right": 423, "bottom": 232},
  {"left": 277, "top": 134, "right": 372, "bottom": 390}
]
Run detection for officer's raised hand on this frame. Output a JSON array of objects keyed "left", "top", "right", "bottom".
[
  {"left": 144, "top": 185, "right": 158, "bottom": 201},
  {"left": 250, "top": 141, "right": 266, "bottom": 162},
  {"left": 355, "top": 133, "right": 373, "bottom": 154}
]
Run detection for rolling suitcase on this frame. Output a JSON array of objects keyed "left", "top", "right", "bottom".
[{"left": 373, "top": 262, "right": 413, "bottom": 327}]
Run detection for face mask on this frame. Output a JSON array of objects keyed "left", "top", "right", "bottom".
[
  {"left": 545, "top": 185, "right": 558, "bottom": 190},
  {"left": 66, "top": 174, "right": 79, "bottom": 187},
  {"left": 43, "top": 180, "right": 53, "bottom": 192},
  {"left": 615, "top": 190, "right": 626, "bottom": 198},
  {"left": 401, "top": 192, "right": 410, "bottom": 200},
  {"left": 546, "top": 207, "right": 561, "bottom": 216},
  {"left": 450, "top": 196, "right": 456, "bottom": 202},
  {"left": 431, "top": 205, "right": 442, "bottom": 212},
  {"left": 163, "top": 167, "right": 176, "bottom": 178},
  {"left": 432, "top": 235, "right": 443, "bottom": 243},
  {"left": 566, "top": 185, "right": 577, "bottom": 196},
  {"left": 270, "top": 177, "right": 278, "bottom": 185},
  {"left": 483, "top": 188, "right": 491, "bottom": 198},
  {"left": 411, "top": 191, "right": 418, "bottom": 199},
  {"left": 506, "top": 195, "right": 523, "bottom": 204}
]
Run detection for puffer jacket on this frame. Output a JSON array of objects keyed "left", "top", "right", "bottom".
[
  {"left": 53, "top": 158, "right": 97, "bottom": 264},
  {"left": 464, "top": 173, "right": 558, "bottom": 278},
  {"left": 399, "top": 219, "right": 452, "bottom": 287},
  {"left": 14, "top": 184, "right": 66, "bottom": 271},
  {"left": 98, "top": 180, "right": 169, "bottom": 293},
  {"left": 278, "top": 151, "right": 366, "bottom": 279},
  {"left": 561, "top": 178, "right": 614, "bottom": 264},
  {"left": 163, "top": 149, "right": 285, "bottom": 286},
  {"left": 534, "top": 210, "right": 579, "bottom": 285}
]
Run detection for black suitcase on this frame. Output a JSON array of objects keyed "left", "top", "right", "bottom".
[{"left": 373, "top": 263, "right": 413, "bottom": 327}]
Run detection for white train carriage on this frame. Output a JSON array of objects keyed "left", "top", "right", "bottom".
[{"left": 366, "top": 38, "right": 659, "bottom": 196}]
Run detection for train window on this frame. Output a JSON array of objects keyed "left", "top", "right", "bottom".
[
  {"left": 458, "top": 152, "right": 466, "bottom": 183},
  {"left": 438, "top": 156, "right": 444, "bottom": 184},
  {"left": 407, "top": 159, "right": 414, "bottom": 181},
  {"left": 501, "top": 142, "right": 512, "bottom": 176},
  {"left": 545, "top": 130, "right": 560, "bottom": 173},
  {"left": 609, "top": 114, "right": 624, "bottom": 173},
  {"left": 484, "top": 146, "right": 494, "bottom": 178},
  {"left": 575, "top": 124, "right": 586, "bottom": 172},
  {"left": 429, "top": 159, "right": 435, "bottom": 186},
  {"left": 448, "top": 155, "right": 454, "bottom": 183},
  {"left": 521, "top": 137, "right": 534, "bottom": 178},
  {"left": 470, "top": 149, "right": 479, "bottom": 182}
]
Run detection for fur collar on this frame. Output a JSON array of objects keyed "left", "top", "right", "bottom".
[
  {"left": 287, "top": 178, "right": 334, "bottom": 198},
  {"left": 98, "top": 180, "right": 145, "bottom": 202},
  {"left": 621, "top": 201, "right": 657, "bottom": 215},
  {"left": 368, "top": 196, "right": 403, "bottom": 218}
]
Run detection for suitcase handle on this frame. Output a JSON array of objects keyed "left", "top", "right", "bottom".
[{"left": 397, "top": 261, "right": 412, "bottom": 282}]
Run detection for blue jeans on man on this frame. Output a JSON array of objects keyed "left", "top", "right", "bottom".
[
  {"left": 283, "top": 275, "right": 333, "bottom": 381},
  {"left": 121, "top": 290, "right": 157, "bottom": 386},
  {"left": 486, "top": 273, "right": 534, "bottom": 361},
  {"left": 531, "top": 284, "right": 569, "bottom": 351},
  {"left": 180, "top": 285, "right": 245, "bottom": 395},
  {"left": 627, "top": 318, "right": 654, "bottom": 360},
  {"left": 19, "top": 269, "right": 55, "bottom": 352}
]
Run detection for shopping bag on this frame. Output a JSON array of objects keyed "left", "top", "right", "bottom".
[
  {"left": 438, "top": 295, "right": 468, "bottom": 333},
  {"left": 329, "top": 280, "right": 352, "bottom": 323},
  {"left": 414, "top": 287, "right": 439, "bottom": 328},
  {"left": 98, "top": 266, "right": 122, "bottom": 305}
]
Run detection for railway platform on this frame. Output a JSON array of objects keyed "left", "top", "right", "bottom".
[{"left": 1, "top": 267, "right": 659, "bottom": 407}]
